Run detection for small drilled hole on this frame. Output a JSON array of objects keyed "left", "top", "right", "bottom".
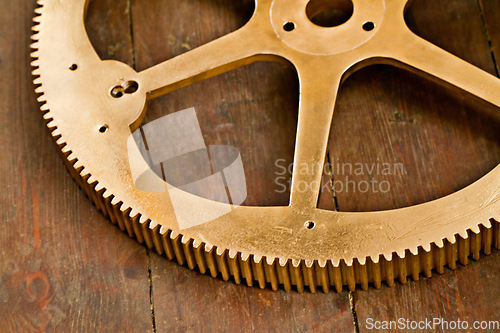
[
  {"left": 99, "top": 125, "right": 108, "bottom": 133},
  {"left": 305, "top": 221, "right": 315, "bottom": 229},
  {"left": 283, "top": 22, "right": 296, "bottom": 32},
  {"left": 362, "top": 21, "right": 375, "bottom": 31},
  {"left": 69, "top": 64, "right": 78, "bottom": 71},
  {"left": 111, "top": 86, "right": 124, "bottom": 98},
  {"left": 123, "top": 80, "right": 139, "bottom": 94}
]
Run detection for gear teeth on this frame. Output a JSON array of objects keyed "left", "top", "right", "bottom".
[
  {"left": 35, "top": 83, "right": 43, "bottom": 94},
  {"left": 264, "top": 257, "right": 279, "bottom": 291},
  {"left": 215, "top": 248, "right": 230, "bottom": 282},
  {"left": 170, "top": 233, "right": 185, "bottom": 266},
  {"left": 287, "top": 260, "right": 301, "bottom": 292},
  {"left": 228, "top": 250, "right": 241, "bottom": 285},
  {"left": 445, "top": 240, "right": 458, "bottom": 270},
  {"left": 182, "top": 236, "right": 197, "bottom": 270},
  {"left": 147, "top": 222, "right": 162, "bottom": 255},
  {"left": 240, "top": 255, "right": 254, "bottom": 287},
  {"left": 486, "top": 219, "right": 498, "bottom": 250},
  {"left": 327, "top": 262, "right": 342, "bottom": 292},
  {"left": 340, "top": 261, "right": 355, "bottom": 291},
  {"left": 46, "top": 120, "right": 58, "bottom": 131},
  {"left": 137, "top": 218, "right": 152, "bottom": 250},
  {"left": 434, "top": 245, "right": 446, "bottom": 274},
  {"left": 303, "top": 260, "right": 316, "bottom": 293},
  {"left": 159, "top": 228, "right": 175, "bottom": 260},
  {"left": 89, "top": 216, "right": 496, "bottom": 293},
  {"left": 316, "top": 261, "right": 330, "bottom": 293},
  {"left": 277, "top": 259, "right": 291, "bottom": 291},
  {"left": 367, "top": 257, "right": 382, "bottom": 289},
  {"left": 42, "top": 110, "right": 53, "bottom": 120},
  {"left": 40, "top": 103, "right": 50, "bottom": 112},
  {"left": 470, "top": 230, "right": 481, "bottom": 260},
  {"left": 204, "top": 245, "right": 218, "bottom": 278},
  {"left": 359, "top": 259, "right": 370, "bottom": 289},
  {"left": 252, "top": 256, "right": 267, "bottom": 289},
  {"left": 192, "top": 240, "right": 207, "bottom": 273},
  {"left": 36, "top": 94, "right": 47, "bottom": 103},
  {"left": 383, "top": 259, "right": 395, "bottom": 287}
]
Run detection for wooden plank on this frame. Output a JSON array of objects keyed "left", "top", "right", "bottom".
[
  {"left": 131, "top": 0, "right": 255, "bottom": 72},
  {"left": 0, "top": 0, "right": 152, "bottom": 331},
  {"left": 149, "top": 254, "right": 354, "bottom": 332},
  {"left": 85, "top": 0, "right": 135, "bottom": 68},
  {"left": 480, "top": 0, "right": 500, "bottom": 75}
]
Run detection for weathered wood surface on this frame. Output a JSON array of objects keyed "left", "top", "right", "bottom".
[
  {"left": 0, "top": 0, "right": 498, "bottom": 332},
  {"left": 0, "top": 0, "right": 152, "bottom": 332}
]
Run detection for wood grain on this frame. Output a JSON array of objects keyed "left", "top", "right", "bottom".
[
  {"left": 149, "top": 253, "right": 353, "bottom": 332},
  {"left": 0, "top": 0, "right": 152, "bottom": 331},
  {"left": 480, "top": 0, "right": 500, "bottom": 76}
]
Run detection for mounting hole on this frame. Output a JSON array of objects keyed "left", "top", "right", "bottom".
[
  {"left": 69, "top": 64, "right": 78, "bottom": 71},
  {"left": 283, "top": 22, "right": 296, "bottom": 32},
  {"left": 123, "top": 80, "right": 139, "bottom": 94},
  {"left": 99, "top": 125, "right": 109, "bottom": 133},
  {"left": 306, "top": 0, "right": 354, "bottom": 27},
  {"left": 110, "top": 85, "right": 124, "bottom": 98},
  {"left": 362, "top": 21, "right": 375, "bottom": 31},
  {"left": 305, "top": 221, "right": 316, "bottom": 229}
]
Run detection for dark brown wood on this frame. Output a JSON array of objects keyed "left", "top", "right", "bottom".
[
  {"left": 149, "top": 253, "right": 353, "bottom": 332},
  {"left": 480, "top": 0, "right": 500, "bottom": 76},
  {"left": 0, "top": 0, "right": 152, "bottom": 331}
]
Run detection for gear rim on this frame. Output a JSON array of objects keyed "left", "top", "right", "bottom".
[{"left": 30, "top": 0, "right": 500, "bottom": 293}]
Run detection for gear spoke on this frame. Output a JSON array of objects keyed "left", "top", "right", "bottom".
[
  {"left": 289, "top": 61, "right": 344, "bottom": 210},
  {"left": 388, "top": 30, "right": 500, "bottom": 110},
  {"left": 138, "top": 10, "right": 279, "bottom": 99}
]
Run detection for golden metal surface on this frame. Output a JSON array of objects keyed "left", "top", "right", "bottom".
[{"left": 31, "top": 0, "right": 500, "bottom": 292}]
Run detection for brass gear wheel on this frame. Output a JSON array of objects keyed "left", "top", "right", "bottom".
[{"left": 31, "top": 0, "right": 500, "bottom": 292}]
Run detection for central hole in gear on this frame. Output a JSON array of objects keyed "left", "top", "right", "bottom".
[{"left": 306, "top": 0, "right": 354, "bottom": 27}]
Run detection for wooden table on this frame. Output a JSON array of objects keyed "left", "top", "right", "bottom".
[{"left": 1, "top": 0, "right": 499, "bottom": 331}]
